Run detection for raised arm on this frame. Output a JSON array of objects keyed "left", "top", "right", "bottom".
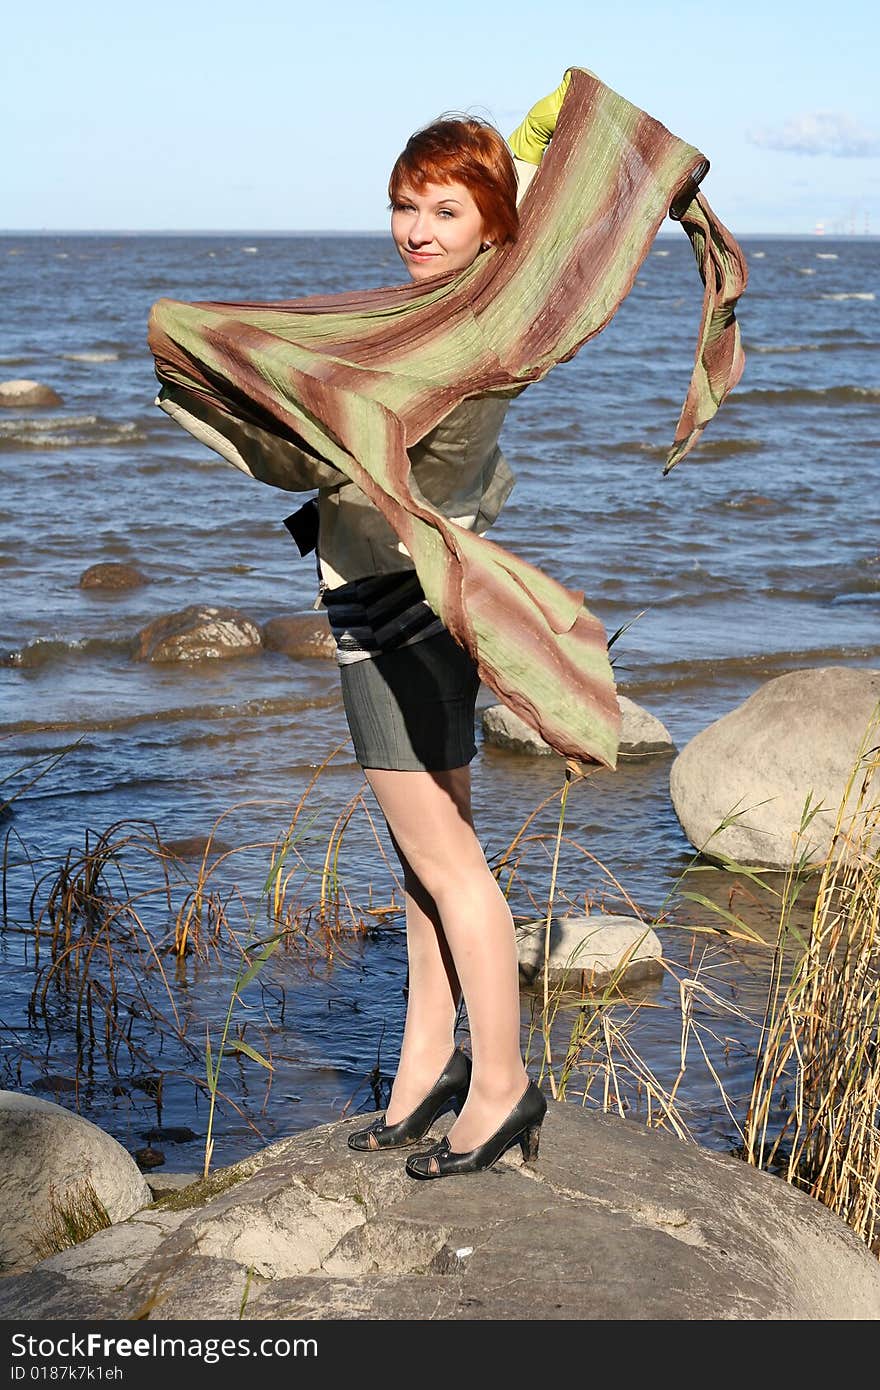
[{"left": 507, "top": 72, "right": 571, "bottom": 202}]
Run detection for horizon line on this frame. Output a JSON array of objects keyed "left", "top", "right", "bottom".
[{"left": 3, "top": 228, "right": 878, "bottom": 241}]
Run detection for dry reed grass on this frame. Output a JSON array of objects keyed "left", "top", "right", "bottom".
[{"left": 27, "top": 1179, "right": 111, "bottom": 1263}]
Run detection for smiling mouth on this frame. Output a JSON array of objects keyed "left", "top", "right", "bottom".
[{"left": 406, "top": 249, "right": 438, "bottom": 259}]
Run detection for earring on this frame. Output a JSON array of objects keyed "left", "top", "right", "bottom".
[{"left": 481, "top": 241, "right": 493, "bottom": 251}]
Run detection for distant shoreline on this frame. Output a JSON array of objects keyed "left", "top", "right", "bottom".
[{"left": 3, "top": 229, "right": 879, "bottom": 242}]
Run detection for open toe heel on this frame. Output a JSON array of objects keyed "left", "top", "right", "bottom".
[
  {"left": 405, "top": 1079, "right": 547, "bottom": 1179},
  {"left": 348, "top": 1047, "right": 472, "bottom": 1152}
]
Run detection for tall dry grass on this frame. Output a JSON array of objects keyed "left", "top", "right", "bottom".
[{"left": 742, "top": 726, "right": 880, "bottom": 1250}]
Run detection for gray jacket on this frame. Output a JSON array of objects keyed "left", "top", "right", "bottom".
[{"left": 157, "top": 386, "right": 515, "bottom": 587}]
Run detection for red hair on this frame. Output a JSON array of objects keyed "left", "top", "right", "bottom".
[{"left": 388, "top": 116, "right": 519, "bottom": 248}]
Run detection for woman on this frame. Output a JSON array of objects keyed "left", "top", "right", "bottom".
[
  {"left": 150, "top": 69, "right": 743, "bottom": 1177},
  {"left": 336, "top": 114, "right": 548, "bottom": 1179}
]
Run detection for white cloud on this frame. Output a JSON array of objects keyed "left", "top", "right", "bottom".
[{"left": 748, "top": 111, "right": 880, "bottom": 157}]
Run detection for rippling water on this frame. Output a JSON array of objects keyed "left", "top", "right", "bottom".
[{"left": 1, "top": 232, "right": 878, "bottom": 1169}]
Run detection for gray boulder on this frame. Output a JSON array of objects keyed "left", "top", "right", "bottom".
[
  {"left": 671, "top": 667, "right": 880, "bottom": 867},
  {"left": 134, "top": 606, "right": 262, "bottom": 662},
  {"left": 0, "top": 379, "right": 62, "bottom": 408},
  {"left": 1, "top": 1104, "right": 878, "bottom": 1319},
  {"left": 482, "top": 696, "right": 673, "bottom": 758},
  {"left": 0, "top": 1092, "right": 151, "bottom": 1276},
  {"left": 516, "top": 913, "right": 663, "bottom": 987},
  {"left": 261, "top": 614, "right": 335, "bottom": 660}
]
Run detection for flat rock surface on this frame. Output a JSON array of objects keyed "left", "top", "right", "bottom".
[{"left": 1, "top": 1101, "right": 878, "bottom": 1320}]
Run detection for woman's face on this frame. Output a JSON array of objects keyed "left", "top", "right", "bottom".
[{"left": 391, "top": 180, "right": 486, "bottom": 281}]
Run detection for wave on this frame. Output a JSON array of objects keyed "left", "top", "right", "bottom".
[
  {"left": 241, "top": 246, "right": 259, "bottom": 254},
  {"left": 607, "top": 437, "right": 764, "bottom": 459},
  {"left": 815, "top": 253, "right": 838, "bottom": 260},
  {"left": 0, "top": 414, "right": 146, "bottom": 451},
  {"left": 746, "top": 342, "right": 820, "bottom": 354},
  {"left": 2, "top": 634, "right": 135, "bottom": 670},
  {"left": 730, "top": 385, "right": 880, "bottom": 407},
  {"left": 820, "top": 292, "right": 875, "bottom": 301},
  {"left": 0, "top": 691, "right": 339, "bottom": 738},
  {"left": 61, "top": 350, "right": 120, "bottom": 363},
  {"left": 621, "top": 645, "right": 880, "bottom": 698},
  {"left": 751, "top": 251, "right": 766, "bottom": 258},
  {"left": 797, "top": 268, "right": 816, "bottom": 275},
  {"left": 722, "top": 493, "right": 787, "bottom": 513},
  {"left": 746, "top": 340, "right": 878, "bottom": 355}
]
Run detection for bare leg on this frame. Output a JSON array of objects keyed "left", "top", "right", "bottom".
[
  {"left": 383, "top": 836, "right": 462, "bottom": 1123},
  {"left": 365, "top": 765, "right": 528, "bottom": 1151}
]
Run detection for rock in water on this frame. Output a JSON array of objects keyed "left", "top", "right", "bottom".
[
  {"left": 516, "top": 914, "right": 663, "bottom": 987},
  {"left": 670, "top": 666, "right": 880, "bottom": 867},
  {"left": 0, "top": 1091, "right": 151, "bottom": 1276},
  {"left": 482, "top": 696, "right": 673, "bottom": 757},
  {"left": 79, "top": 563, "right": 148, "bottom": 590},
  {"left": 134, "top": 606, "right": 262, "bottom": 662},
  {"left": 261, "top": 614, "right": 336, "bottom": 660},
  {"left": 0, "top": 379, "right": 62, "bottom": 408}
]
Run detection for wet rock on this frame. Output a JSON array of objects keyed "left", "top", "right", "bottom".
[
  {"left": 134, "top": 606, "right": 262, "bottom": 663},
  {"left": 261, "top": 614, "right": 336, "bottom": 660},
  {"left": 671, "top": 666, "right": 880, "bottom": 868},
  {"left": 141, "top": 1128, "right": 198, "bottom": 1145},
  {"left": 30, "top": 1076, "right": 79, "bottom": 1095},
  {"left": 0, "top": 379, "right": 62, "bottom": 408},
  {"left": 0, "top": 1091, "right": 151, "bottom": 1276},
  {"left": 482, "top": 696, "right": 673, "bottom": 758},
  {"left": 159, "top": 835, "right": 233, "bottom": 861},
  {"left": 516, "top": 913, "right": 663, "bottom": 988},
  {"left": 79, "top": 562, "right": 148, "bottom": 590},
  {"left": 134, "top": 1147, "right": 165, "bottom": 1170}
]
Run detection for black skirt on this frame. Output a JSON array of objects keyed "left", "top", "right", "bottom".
[{"left": 339, "top": 629, "right": 480, "bottom": 772}]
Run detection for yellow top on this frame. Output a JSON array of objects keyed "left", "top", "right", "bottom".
[{"left": 507, "top": 72, "right": 572, "bottom": 164}]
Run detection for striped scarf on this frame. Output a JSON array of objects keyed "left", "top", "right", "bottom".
[{"left": 147, "top": 68, "right": 746, "bottom": 770}]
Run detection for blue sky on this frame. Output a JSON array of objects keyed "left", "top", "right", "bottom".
[{"left": 3, "top": 0, "right": 878, "bottom": 234}]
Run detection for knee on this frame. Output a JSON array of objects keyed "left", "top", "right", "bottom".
[{"left": 404, "top": 844, "right": 490, "bottom": 907}]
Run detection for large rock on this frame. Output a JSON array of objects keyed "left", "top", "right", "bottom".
[
  {"left": 0, "top": 1104, "right": 878, "bottom": 1319},
  {"left": 0, "top": 379, "right": 62, "bottom": 408},
  {"left": 0, "top": 1092, "right": 151, "bottom": 1276},
  {"left": 79, "top": 562, "right": 148, "bottom": 590},
  {"left": 261, "top": 614, "right": 336, "bottom": 660},
  {"left": 671, "top": 667, "right": 880, "bottom": 867},
  {"left": 482, "top": 697, "right": 673, "bottom": 758},
  {"left": 516, "top": 914, "right": 663, "bottom": 987},
  {"left": 134, "top": 606, "right": 262, "bottom": 662}
]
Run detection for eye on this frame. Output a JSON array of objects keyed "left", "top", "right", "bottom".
[
  {"left": 391, "top": 201, "right": 415, "bottom": 213},
  {"left": 437, "top": 208, "right": 455, "bottom": 218}
]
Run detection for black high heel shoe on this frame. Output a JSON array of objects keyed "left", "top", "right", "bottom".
[
  {"left": 405, "top": 1078, "right": 547, "bottom": 1179},
  {"left": 347, "top": 1047, "right": 472, "bottom": 1151}
]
